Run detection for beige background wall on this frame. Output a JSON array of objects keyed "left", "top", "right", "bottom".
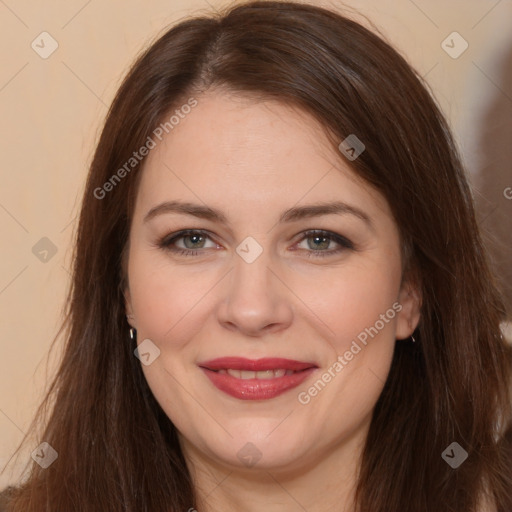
[{"left": 1, "top": 0, "right": 511, "bottom": 487}]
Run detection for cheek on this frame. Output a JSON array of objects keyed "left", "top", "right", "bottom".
[
  {"left": 294, "top": 261, "right": 401, "bottom": 424},
  {"left": 128, "top": 252, "right": 217, "bottom": 348},
  {"left": 298, "top": 253, "right": 402, "bottom": 357},
  {"left": 127, "top": 254, "right": 213, "bottom": 424}
]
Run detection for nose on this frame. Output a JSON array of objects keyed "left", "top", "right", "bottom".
[{"left": 215, "top": 242, "right": 294, "bottom": 337}]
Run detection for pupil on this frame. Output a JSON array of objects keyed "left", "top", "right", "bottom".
[
  {"left": 185, "top": 235, "right": 203, "bottom": 249},
  {"left": 309, "top": 236, "right": 328, "bottom": 250}
]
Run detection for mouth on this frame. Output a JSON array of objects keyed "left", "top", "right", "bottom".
[{"left": 198, "top": 357, "right": 318, "bottom": 400}]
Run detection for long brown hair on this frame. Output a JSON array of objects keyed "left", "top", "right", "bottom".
[{"left": 2, "top": 1, "right": 511, "bottom": 510}]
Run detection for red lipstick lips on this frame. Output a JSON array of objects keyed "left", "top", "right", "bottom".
[{"left": 199, "top": 357, "right": 318, "bottom": 400}]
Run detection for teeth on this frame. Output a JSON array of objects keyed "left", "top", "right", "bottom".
[{"left": 223, "top": 369, "right": 295, "bottom": 379}]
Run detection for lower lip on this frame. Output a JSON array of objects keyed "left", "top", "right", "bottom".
[{"left": 200, "top": 367, "right": 317, "bottom": 400}]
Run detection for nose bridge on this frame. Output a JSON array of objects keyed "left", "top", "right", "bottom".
[
  {"left": 216, "top": 235, "right": 293, "bottom": 334},
  {"left": 231, "top": 236, "right": 275, "bottom": 306}
]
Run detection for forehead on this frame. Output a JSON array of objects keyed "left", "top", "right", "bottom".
[{"left": 134, "top": 90, "right": 390, "bottom": 222}]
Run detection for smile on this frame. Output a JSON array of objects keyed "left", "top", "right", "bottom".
[{"left": 198, "top": 357, "right": 318, "bottom": 400}]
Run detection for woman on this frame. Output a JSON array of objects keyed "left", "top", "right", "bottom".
[{"left": 1, "top": 1, "right": 511, "bottom": 510}]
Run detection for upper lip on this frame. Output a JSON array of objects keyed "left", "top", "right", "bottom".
[{"left": 198, "top": 357, "right": 317, "bottom": 372}]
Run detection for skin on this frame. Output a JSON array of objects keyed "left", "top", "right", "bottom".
[{"left": 124, "top": 89, "right": 421, "bottom": 512}]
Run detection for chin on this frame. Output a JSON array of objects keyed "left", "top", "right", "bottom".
[{"left": 197, "top": 422, "right": 313, "bottom": 471}]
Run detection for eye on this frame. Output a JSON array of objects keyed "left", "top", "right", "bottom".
[
  {"left": 157, "top": 229, "right": 354, "bottom": 258},
  {"left": 293, "top": 229, "right": 354, "bottom": 258},
  {"left": 158, "top": 230, "right": 219, "bottom": 256}
]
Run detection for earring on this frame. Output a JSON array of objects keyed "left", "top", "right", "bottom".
[
  {"left": 127, "top": 314, "right": 137, "bottom": 341},
  {"left": 410, "top": 334, "right": 416, "bottom": 342}
]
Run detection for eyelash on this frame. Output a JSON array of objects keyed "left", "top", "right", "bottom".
[{"left": 157, "top": 229, "right": 354, "bottom": 258}]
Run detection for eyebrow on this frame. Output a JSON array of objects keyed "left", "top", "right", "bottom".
[{"left": 143, "top": 200, "right": 374, "bottom": 231}]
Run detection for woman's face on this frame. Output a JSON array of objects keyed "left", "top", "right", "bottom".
[{"left": 124, "top": 90, "right": 421, "bottom": 474}]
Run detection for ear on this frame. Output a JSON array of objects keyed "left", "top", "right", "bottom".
[
  {"left": 121, "top": 244, "right": 136, "bottom": 328},
  {"left": 123, "top": 286, "right": 136, "bottom": 329},
  {"left": 395, "top": 274, "right": 422, "bottom": 340}
]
